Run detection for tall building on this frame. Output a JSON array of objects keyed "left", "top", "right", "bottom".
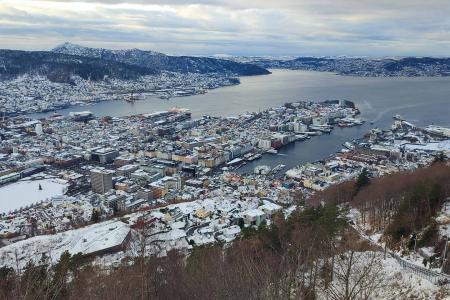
[
  {"left": 90, "top": 168, "right": 114, "bottom": 194},
  {"left": 35, "top": 123, "right": 43, "bottom": 136}
]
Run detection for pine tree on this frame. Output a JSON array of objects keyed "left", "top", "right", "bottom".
[
  {"left": 91, "top": 209, "right": 100, "bottom": 223},
  {"left": 50, "top": 251, "right": 71, "bottom": 298},
  {"left": 355, "top": 168, "right": 370, "bottom": 193}
]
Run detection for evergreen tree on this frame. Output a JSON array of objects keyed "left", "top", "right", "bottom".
[
  {"left": 20, "top": 259, "right": 49, "bottom": 298},
  {"left": 434, "top": 152, "right": 446, "bottom": 163},
  {"left": 0, "top": 266, "right": 15, "bottom": 299},
  {"left": 69, "top": 252, "right": 85, "bottom": 274},
  {"left": 91, "top": 209, "right": 100, "bottom": 223},
  {"left": 50, "top": 251, "right": 71, "bottom": 298},
  {"left": 355, "top": 168, "right": 370, "bottom": 192}
]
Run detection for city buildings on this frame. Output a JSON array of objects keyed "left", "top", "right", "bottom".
[{"left": 90, "top": 168, "right": 114, "bottom": 194}]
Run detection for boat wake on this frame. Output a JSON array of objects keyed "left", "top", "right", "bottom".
[
  {"left": 370, "top": 103, "right": 423, "bottom": 123},
  {"left": 363, "top": 99, "right": 373, "bottom": 111}
]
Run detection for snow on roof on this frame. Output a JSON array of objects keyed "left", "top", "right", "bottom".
[
  {"left": 259, "top": 201, "right": 282, "bottom": 212},
  {"left": 171, "top": 221, "right": 185, "bottom": 229},
  {"left": 168, "top": 201, "right": 200, "bottom": 215},
  {"left": 0, "top": 220, "right": 130, "bottom": 269},
  {"left": 67, "top": 221, "right": 130, "bottom": 256},
  {"left": 222, "top": 225, "right": 241, "bottom": 237},
  {"left": 149, "top": 228, "right": 186, "bottom": 242},
  {"left": 150, "top": 211, "right": 165, "bottom": 219},
  {"left": 243, "top": 209, "right": 265, "bottom": 217},
  {"left": 404, "top": 140, "right": 450, "bottom": 153}
]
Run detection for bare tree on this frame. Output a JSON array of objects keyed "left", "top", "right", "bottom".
[{"left": 324, "top": 251, "right": 384, "bottom": 300}]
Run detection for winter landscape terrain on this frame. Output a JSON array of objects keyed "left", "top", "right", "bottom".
[{"left": 1, "top": 0, "right": 450, "bottom": 299}]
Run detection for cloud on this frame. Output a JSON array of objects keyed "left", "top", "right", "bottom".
[{"left": 0, "top": 0, "right": 449, "bottom": 56}]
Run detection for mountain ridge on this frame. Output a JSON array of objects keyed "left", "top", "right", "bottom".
[
  {"left": 0, "top": 43, "right": 270, "bottom": 83},
  {"left": 0, "top": 49, "right": 156, "bottom": 83},
  {"left": 52, "top": 42, "right": 271, "bottom": 76}
]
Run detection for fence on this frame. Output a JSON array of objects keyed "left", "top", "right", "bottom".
[
  {"left": 390, "top": 252, "right": 450, "bottom": 286},
  {"left": 354, "top": 223, "right": 450, "bottom": 286}
]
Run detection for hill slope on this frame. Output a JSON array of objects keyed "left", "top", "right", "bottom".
[
  {"left": 0, "top": 43, "right": 270, "bottom": 84},
  {"left": 52, "top": 42, "right": 270, "bottom": 76},
  {"left": 251, "top": 56, "right": 450, "bottom": 76},
  {"left": 0, "top": 50, "right": 156, "bottom": 83}
]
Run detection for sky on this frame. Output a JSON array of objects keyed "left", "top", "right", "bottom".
[{"left": 0, "top": 0, "right": 449, "bottom": 57}]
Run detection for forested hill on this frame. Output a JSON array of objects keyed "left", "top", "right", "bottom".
[
  {"left": 0, "top": 43, "right": 270, "bottom": 83},
  {"left": 52, "top": 42, "right": 270, "bottom": 76},
  {"left": 0, "top": 50, "right": 156, "bottom": 83}
]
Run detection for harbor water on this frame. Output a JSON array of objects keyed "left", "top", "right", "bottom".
[{"left": 30, "top": 70, "right": 450, "bottom": 172}]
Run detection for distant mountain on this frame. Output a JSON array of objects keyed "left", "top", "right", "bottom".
[
  {"left": 0, "top": 43, "right": 269, "bottom": 83},
  {"left": 0, "top": 50, "right": 157, "bottom": 83},
  {"left": 249, "top": 56, "right": 450, "bottom": 77},
  {"left": 52, "top": 42, "right": 270, "bottom": 76}
]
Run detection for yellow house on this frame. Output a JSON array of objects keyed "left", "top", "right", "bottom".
[{"left": 194, "top": 208, "right": 210, "bottom": 219}]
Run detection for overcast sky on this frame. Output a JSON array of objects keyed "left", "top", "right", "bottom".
[{"left": 0, "top": 0, "right": 449, "bottom": 56}]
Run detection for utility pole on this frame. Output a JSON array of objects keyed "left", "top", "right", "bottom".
[
  {"left": 413, "top": 233, "right": 417, "bottom": 253},
  {"left": 441, "top": 236, "right": 449, "bottom": 273},
  {"left": 384, "top": 242, "right": 387, "bottom": 260}
]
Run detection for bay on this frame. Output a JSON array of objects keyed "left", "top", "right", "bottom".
[{"left": 30, "top": 69, "right": 450, "bottom": 172}]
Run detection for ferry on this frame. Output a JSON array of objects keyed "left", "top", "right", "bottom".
[
  {"left": 338, "top": 117, "right": 364, "bottom": 127},
  {"left": 266, "top": 149, "right": 278, "bottom": 154},
  {"left": 245, "top": 153, "right": 262, "bottom": 161},
  {"left": 393, "top": 114, "right": 405, "bottom": 121},
  {"left": 305, "top": 131, "right": 322, "bottom": 136},
  {"left": 69, "top": 111, "right": 93, "bottom": 121},
  {"left": 309, "top": 125, "right": 333, "bottom": 133}
]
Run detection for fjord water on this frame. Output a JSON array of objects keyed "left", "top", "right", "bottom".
[{"left": 32, "top": 70, "right": 450, "bottom": 171}]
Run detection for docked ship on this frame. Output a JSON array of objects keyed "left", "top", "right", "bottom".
[
  {"left": 125, "top": 93, "right": 145, "bottom": 102},
  {"left": 271, "top": 164, "right": 286, "bottom": 174},
  {"left": 254, "top": 165, "right": 271, "bottom": 175},
  {"left": 69, "top": 111, "right": 93, "bottom": 121},
  {"left": 343, "top": 141, "right": 355, "bottom": 150},
  {"left": 244, "top": 153, "right": 262, "bottom": 161}
]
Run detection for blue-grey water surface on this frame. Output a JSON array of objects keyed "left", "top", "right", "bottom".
[{"left": 30, "top": 70, "right": 450, "bottom": 172}]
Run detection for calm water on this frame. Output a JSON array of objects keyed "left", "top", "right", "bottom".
[{"left": 30, "top": 70, "right": 450, "bottom": 172}]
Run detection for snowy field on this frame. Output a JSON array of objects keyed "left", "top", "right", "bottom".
[{"left": 0, "top": 178, "right": 68, "bottom": 213}]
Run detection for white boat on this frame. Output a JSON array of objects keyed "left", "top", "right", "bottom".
[
  {"left": 271, "top": 164, "right": 286, "bottom": 173},
  {"left": 69, "top": 111, "right": 93, "bottom": 121},
  {"left": 393, "top": 114, "right": 404, "bottom": 121},
  {"left": 343, "top": 141, "right": 355, "bottom": 150},
  {"left": 295, "top": 134, "right": 308, "bottom": 141}
]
